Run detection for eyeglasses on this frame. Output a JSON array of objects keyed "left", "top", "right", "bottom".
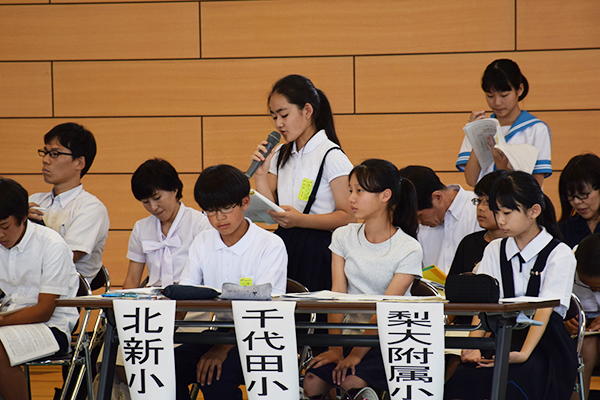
[
  {"left": 566, "top": 191, "right": 594, "bottom": 202},
  {"left": 471, "top": 197, "right": 489, "bottom": 206},
  {"left": 38, "top": 149, "right": 73, "bottom": 159},
  {"left": 203, "top": 204, "right": 238, "bottom": 217}
]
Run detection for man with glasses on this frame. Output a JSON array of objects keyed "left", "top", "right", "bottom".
[{"left": 28, "top": 122, "right": 109, "bottom": 284}]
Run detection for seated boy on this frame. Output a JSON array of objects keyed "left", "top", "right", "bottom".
[
  {"left": 28, "top": 122, "right": 110, "bottom": 283},
  {"left": 174, "top": 165, "right": 287, "bottom": 400},
  {"left": 0, "top": 178, "right": 80, "bottom": 400},
  {"left": 567, "top": 233, "right": 600, "bottom": 399}
]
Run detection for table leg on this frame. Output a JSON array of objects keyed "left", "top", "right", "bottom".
[
  {"left": 97, "top": 310, "right": 118, "bottom": 400},
  {"left": 490, "top": 318, "right": 512, "bottom": 400}
]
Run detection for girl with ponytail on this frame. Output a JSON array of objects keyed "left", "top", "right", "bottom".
[
  {"left": 303, "top": 159, "right": 423, "bottom": 397},
  {"left": 456, "top": 59, "right": 552, "bottom": 188},
  {"left": 251, "top": 74, "right": 355, "bottom": 291},
  {"left": 445, "top": 170, "right": 577, "bottom": 400}
]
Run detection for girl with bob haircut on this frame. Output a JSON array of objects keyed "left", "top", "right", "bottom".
[
  {"left": 251, "top": 74, "right": 355, "bottom": 292},
  {"left": 445, "top": 171, "right": 577, "bottom": 400},
  {"left": 303, "top": 159, "right": 422, "bottom": 398},
  {"left": 123, "top": 158, "right": 211, "bottom": 289},
  {"left": 558, "top": 153, "right": 600, "bottom": 248},
  {"left": 456, "top": 59, "right": 552, "bottom": 188}
]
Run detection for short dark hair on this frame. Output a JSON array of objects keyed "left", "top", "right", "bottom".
[
  {"left": 576, "top": 234, "right": 600, "bottom": 278},
  {"left": 558, "top": 153, "right": 600, "bottom": 223},
  {"left": 44, "top": 123, "right": 97, "bottom": 177},
  {"left": 194, "top": 165, "right": 250, "bottom": 211},
  {"left": 481, "top": 59, "right": 529, "bottom": 101},
  {"left": 0, "top": 178, "right": 29, "bottom": 224},
  {"left": 397, "top": 165, "right": 445, "bottom": 210},
  {"left": 474, "top": 170, "right": 503, "bottom": 197},
  {"left": 131, "top": 158, "right": 183, "bottom": 201}
]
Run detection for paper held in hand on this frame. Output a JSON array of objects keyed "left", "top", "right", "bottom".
[
  {"left": 464, "top": 118, "right": 538, "bottom": 174},
  {"left": 245, "top": 189, "right": 284, "bottom": 225},
  {"left": 0, "top": 323, "right": 59, "bottom": 366}
]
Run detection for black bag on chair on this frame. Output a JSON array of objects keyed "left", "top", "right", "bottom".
[{"left": 445, "top": 272, "right": 500, "bottom": 303}]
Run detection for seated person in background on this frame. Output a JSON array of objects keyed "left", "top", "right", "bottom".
[
  {"left": 303, "top": 159, "right": 423, "bottom": 399},
  {"left": 449, "top": 170, "right": 506, "bottom": 276},
  {"left": 566, "top": 234, "right": 600, "bottom": 399},
  {"left": 558, "top": 153, "right": 600, "bottom": 248},
  {"left": 398, "top": 165, "right": 481, "bottom": 275},
  {"left": 174, "top": 165, "right": 287, "bottom": 400},
  {"left": 0, "top": 178, "right": 79, "bottom": 400},
  {"left": 123, "top": 158, "right": 211, "bottom": 289},
  {"left": 28, "top": 123, "right": 109, "bottom": 283}
]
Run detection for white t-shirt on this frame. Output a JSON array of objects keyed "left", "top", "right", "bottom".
[
  {"left": 330, "top": 223, "right": 423, "bottom": 296},
  {"left": 127, "top": 203, "right": 212, "bottom": 287},
  {"left": 268, "top": 129, "right": 353, "bottom": 215},
  {"left": 180, "top": 218, "right": 287, "bottom": 295},
  {"left": 30, "top": 185, "right": 110, "bottom": 282},
  {"left": 572, "top": 273, "right": 600, "bottom": 319},
  {"left": 456, "top": 111, "right": 552, "bottom": 182},
  {"left": 417, "top": 185, "right": 482, "bottom": 274},
  {"left": 0, "top": 221, "right": 80, "bottom": 338},
  {"left": 477, "top": 228, "right": 575, "bottom": 317}
]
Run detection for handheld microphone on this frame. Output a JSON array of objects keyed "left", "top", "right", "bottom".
[{"left": 245, "top": 131, "right": 281, "bottom": 178}]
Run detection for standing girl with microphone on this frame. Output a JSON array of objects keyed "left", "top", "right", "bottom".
[{"left": 251, "top": 74, "right": 355, "bottom": 291}]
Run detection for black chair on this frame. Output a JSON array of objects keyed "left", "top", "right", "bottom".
[
  {"left": 410, "top": 278, "right": 441, "bottom": 297},
  {"left": 567, "top": 293, "right": 586, "bottom": 400}
]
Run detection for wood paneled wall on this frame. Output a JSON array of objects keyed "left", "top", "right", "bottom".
[{"left": 1, "top": 0, "right": 599, "bottom": 286}]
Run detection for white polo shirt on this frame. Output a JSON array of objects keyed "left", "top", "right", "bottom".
[
  {"left": 127, "top": 203, "right": 212, "bottom": 287},
  {"left": 180, "top": 218, "right": 287, "bottom": 295},
  {"left": 0, "top": 221, "right": 80, "bottom": 338},
  {"left": 30, "top": 185, "right": 110, "bottom": 282},
  {"left": 417, "top": 185, "right": 482, "bottom": 274},
  {"left": 477, "top": 228, "right": 575, "bottom": 317},
  {"left": 268, "top": 130, "right": 353, "bottom": 215}
]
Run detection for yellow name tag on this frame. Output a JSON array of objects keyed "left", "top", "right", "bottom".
[
  {"left": 298, "top": 178, "right": 314, "bottom": 202},
  {"left": 240, "top": 277, "right": 253, "bottom": 286}
]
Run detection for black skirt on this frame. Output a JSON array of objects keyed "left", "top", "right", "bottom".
[
  {"left": 444, "top": 312, "right": 577, "bottom": 400},
  {"left": 275, "top": 226, "right": 332, "bottom": 292}
]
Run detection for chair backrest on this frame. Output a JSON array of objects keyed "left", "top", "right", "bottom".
[
  {"left": 410, "top": 278, "right": 441, "bottom": 297},
  {"left": 90, "top": 265, "right": 111, "bottom": 292},
  {"left": 77, "top": 273, "right": 93, "bottom": 298},
  {"left": 566, "top": 293, "right": 586, "bottom": 356},
  {"left": 286, "top": 278, "right": 310, "bottom": 294}
]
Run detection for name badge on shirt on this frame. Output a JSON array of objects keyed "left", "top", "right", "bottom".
[
  {"left": 298, "top": 178, "right": 313, "bottom": 202},
  {"left": 240, "top": 277, "right": 253, "bottom": 286}
]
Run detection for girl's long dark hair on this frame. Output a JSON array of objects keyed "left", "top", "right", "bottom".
[
  {"left": 481, "top": 59, "right": 529, "bottom": 101},
  {"left": 350, "top": 159, "right": 418, "bottom": 239},
  {"left": 269, "top": 74, "right": 339, "bottom": 169},
  {"left": 489, "top": 170, "right": 562, "bottom": 239},
  {"left": 558, "top": 153, "right": 600, "bottom": 223}
]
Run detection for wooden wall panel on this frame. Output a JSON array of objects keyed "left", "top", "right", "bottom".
[
  {"left": 0, "top": 118, "right": 202, "bottom": 174},
  {"left": 103, "top": 230, "right": 130, "bottom": 287},
  {"left": 0, "top": 3, "right": 200, "bottom": 61},
  {"left": 355, "top": 50, "right": 600, "bottom": 113},
  {"left": 53, "top": 58, "right": 354, "bottom": 117},
  {"left": 201, "top": 0, "right": 514, "bottom": 58},
  {"left": 517, "top": 0, "right": 600, "bottom": 50},
  {"left": 0, "top": 63, "right": 51, "bottom": 117}
]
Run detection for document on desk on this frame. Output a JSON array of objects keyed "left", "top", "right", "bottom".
[
  {"left": 499, "top": 296, "right": 560, "bottom": 303},
  {"left": 0, "top": 323, "right": 59, "bottom": 366},
  {"left": 280, "top": 290, "right": 445, "bottom": 302}
]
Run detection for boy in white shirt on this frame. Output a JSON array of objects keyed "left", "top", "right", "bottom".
[
  {"left": 28, "top": 123, "right": 110, "bottom": 283},
  {"left": 174, "top": 165, "right": 287, "bottom": 400},
  {"left": 0, "top": 178, "right": 79, "bottom": 400}
]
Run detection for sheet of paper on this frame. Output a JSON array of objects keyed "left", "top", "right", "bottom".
[
  {"left": 245, "top": 189, "right": 284, "bottom": 225},
  {"left": 0, "top": 323, "right": 59, "bottom": 366},
  {"left": 499, "top": 296, "right": 559, "bottom": 303},
  {"left": 463, "top": 118, "right": 501, "bottom": 171}
]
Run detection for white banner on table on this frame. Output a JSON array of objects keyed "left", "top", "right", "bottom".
[
  {"left": 232, "top": 300, "right": 298, "bottom": 400},
  {"left": 376, "top": 302, "right": 444, "bottom": 399},
  {"left": 114, "top": 300, "right": 176, "bottom": 400}
]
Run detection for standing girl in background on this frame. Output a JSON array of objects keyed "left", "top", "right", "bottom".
[
  {"left": 251, "top": 74, "right": 355, "bottom": 291},
  {"left": 456, "top": 59, "right": 552, "bottom": 188},
  {"left": 303, "top": 159, "right": 423, "bottom": 398},
  {"left": 445, "top": 171, "right": 577, "bottom": 400}
]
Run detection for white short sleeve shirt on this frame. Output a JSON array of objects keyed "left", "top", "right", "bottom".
[
  {"left": 0, "top": 221, "right": 80, "bottom": 338},
  {"left": 268, "top": 130, "right": 353, "bottom": 215},
  {"left": 127, "top": 203, "right": 212, "bottom": 287},
  {"left": 29, "top": 185, "right": 110, "bottom": 282},
  {"left": 477, "top": 228, "right": 576, "bottom": 317},
  {"left": 180, "top": 218, "right": 288, "bottom": 295},
  {"left": 417, "top": 185, "right": 482, "bottom": 274}
]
